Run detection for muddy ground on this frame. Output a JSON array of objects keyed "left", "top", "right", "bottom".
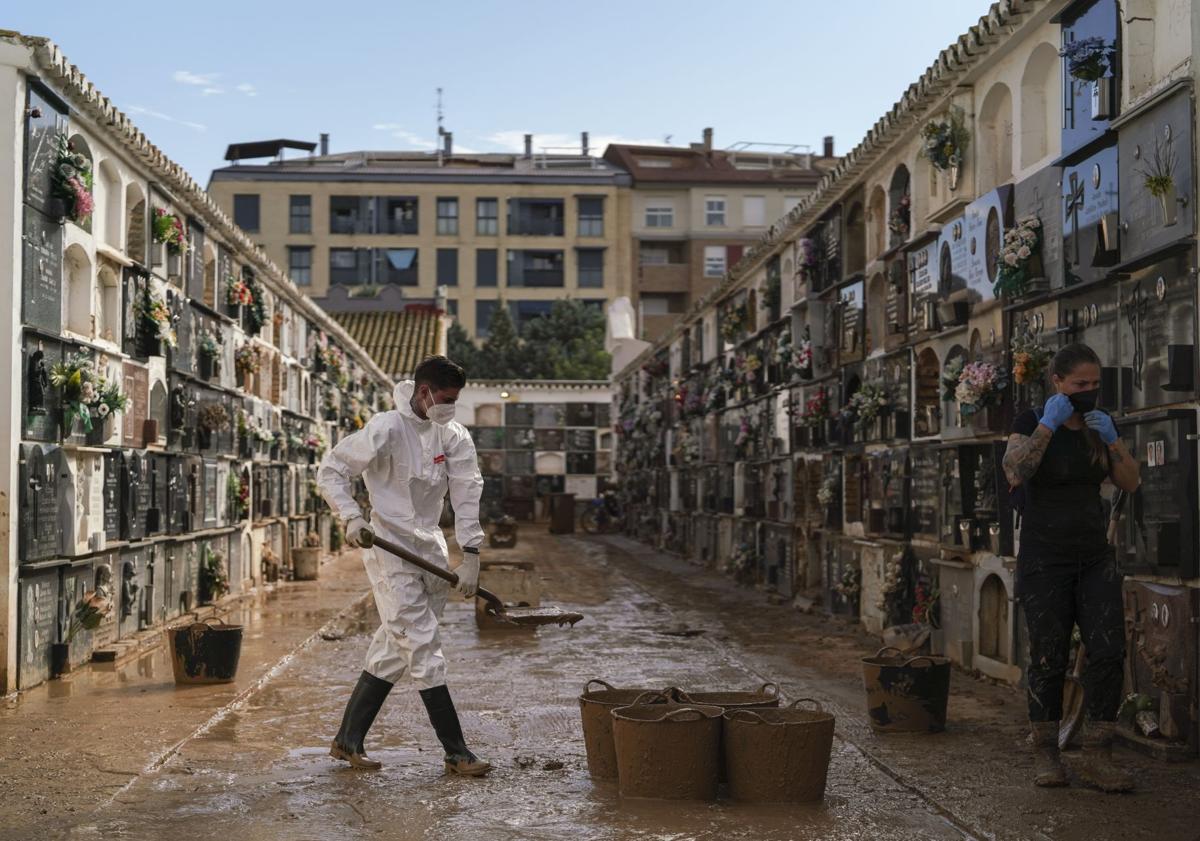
[{"left": 2, "top": 531, "right": 1197, "bottom": 841}]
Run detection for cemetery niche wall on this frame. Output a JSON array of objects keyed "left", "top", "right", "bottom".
[{"left": 4, "top": 47, "right": 390, "bottom": 692}]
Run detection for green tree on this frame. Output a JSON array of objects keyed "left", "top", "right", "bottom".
[
  {"left": 477, "top": 302, "right": 530, "bottom": 379},
  {"left": 521, "top": 299, "right": 611, "bottom": 380},
  {"left": 446, "top": 320, "right": 480, "bottom": 375}
]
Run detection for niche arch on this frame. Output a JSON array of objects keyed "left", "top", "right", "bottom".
[
  {"left": 977, "top": 83, "right": 1014, "bottom": 193},
  {"left": 1020, "top": 43, "right": 1060, "bottom": 169}
]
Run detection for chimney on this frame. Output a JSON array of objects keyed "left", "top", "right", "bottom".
[
  {"left": 581, "top": 131, "right": 589, "bottom": 156},
  {"left": 319, "top": 133, "right": 329, "bottom": 156},
  {"left": 702, "top": 127, "right": 713, "bottom": 151},
  {"left": 524, "top": 133, "right": 533, "bottom": 158},
  {"left": 823, "top": 135, "right": 834, "bottom": 158},
  {"left": 443, "top": 131, "right": 453, "bottom": 157}
]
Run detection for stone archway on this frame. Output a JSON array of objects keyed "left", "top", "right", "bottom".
[{"left": 978, "top": 573, "right": 1010, "bottom": 661}]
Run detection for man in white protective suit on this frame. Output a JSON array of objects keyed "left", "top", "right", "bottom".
[{"left": 317, "top": 355, "right": 490, "bottom": 775}]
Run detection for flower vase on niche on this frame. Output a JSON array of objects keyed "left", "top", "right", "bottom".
[
  {"left": 85, "top": 414, "right": 112, "bottom": 446},
  {"left": 1090, "top": 77, "right": 1113, "bottom": 121}
]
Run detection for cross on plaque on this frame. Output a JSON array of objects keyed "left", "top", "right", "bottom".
[
  {"left": 1064, "top": 172, "right": 1085, "bottom": 265},
  {"left": 1125, "top": 282, "right": 1147, "bottom": 391}
]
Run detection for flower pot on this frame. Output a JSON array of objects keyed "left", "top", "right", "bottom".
[
  {"left": 86, "top": 415, "right": 113, "bottom": 446},
  {"left": 198, "top": 354, "right": 218, "bottom": 381},
  {"left": 1090, "top": 78, "right": 1113, "bottom": 121},
  {"left": 225, "top": 301, "right": 241, "bottom": 319},
  {"left": 141, "top": 334, "right": 162, "bottom": 359},
  {"left": 947, "top": 163, "right": 960, "bottom": 192},
  {"left": 197, "top": 428, "right": 213, "bottom": 450},
  {"left": 1157, "top": 184, "right": 1178, "bottom": 227}
]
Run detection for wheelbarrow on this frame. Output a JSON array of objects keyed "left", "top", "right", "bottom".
[{"left": 360, "top": 531, "right": 583, "bottom": 628}]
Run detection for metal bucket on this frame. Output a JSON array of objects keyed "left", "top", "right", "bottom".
[
  {"left": 860, "top": 646, "right": 951, "bottom": 733},
  {"left": 611, "top": 702, "right": 724, "bottom": 800},
  {"left": 167, "top": 618, "right": 244, "bottom": 685},
  {"left": 723, "top": 699, "right": 836, "bottom": 802},
  {"left": 579, "top": 681, "right": 672, "bottom": 780}
]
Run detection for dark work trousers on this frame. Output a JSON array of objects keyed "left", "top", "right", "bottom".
[{"left": 1016, "top": 541, "right": 1125, "bottom": 722}]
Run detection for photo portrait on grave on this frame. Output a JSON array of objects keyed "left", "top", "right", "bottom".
[
  {"left": 317, "top": 354, "right": 489, "bottom": 776},
  {"left": 1001, "top": 343, "right": 1141, "bottom": 792}
]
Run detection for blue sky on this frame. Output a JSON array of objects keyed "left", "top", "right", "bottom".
[{"left": 8, "top": 1, "right": 994, "bottom": 182}]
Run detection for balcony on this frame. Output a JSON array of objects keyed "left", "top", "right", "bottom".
[
  {"left": 637, "top": 262, "right": 690, "bottom": 294},
  {"left": 508, "top": 199, "right": 565, "bottom": 236}
]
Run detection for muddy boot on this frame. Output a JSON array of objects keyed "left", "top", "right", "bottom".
[
  {"left": 1067, "top": 720, "right": 1134, "bottom": 792},
  {"left": 330, "top": 671, "right": 393, "bottom": 770},
  {"left": 1030, "top": 721, "right": 1068, "bottom": 787},
  {"left": 419, "top": 685, "right": 492, "bottom": 777}
]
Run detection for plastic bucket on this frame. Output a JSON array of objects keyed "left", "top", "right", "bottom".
[
  {"left": 860, "top": 646, "right": 950, "bottom": 733},
  {"left": 611, "top": 702, "right": 724, "bottom": 800},
  {"left": 292, "top": 547, "right": 321, "bottom": 581},
  {"left": 167, "top": 618, "right": 244, "bottom": 685},
  {"left": 723, "top": 699, "right": 836, "bottom": 802},
  {"left": 670, "top": 682, "right": 781, "bottom": 711},
  {"left": 579, "top": 681, "right": 673, "bottom": 779}
]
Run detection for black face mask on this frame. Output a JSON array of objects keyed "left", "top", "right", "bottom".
[{"left": 1068, "top": 389, "right": 1100, "bottom": 414}]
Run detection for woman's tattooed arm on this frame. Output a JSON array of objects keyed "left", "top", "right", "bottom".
[{"left": 1002, "top": 426, "right": 1053, "bottom": 487}]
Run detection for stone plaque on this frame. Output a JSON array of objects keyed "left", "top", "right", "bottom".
[
  {"left": 166, "top": 457, "right": 190, "bottom": 534},
  {"left": 504, "top": 475, "right": 535, "bottom": 500},
  {"left": 534, "top": 403, "right": 566, "bottom": 428},
  {"left": 18, "top": 566, "right": 61, "bottom": 689},
  {"left": 62, "top": 561, "right": 94, "bottom": 665},
  {"left": 169, "top": 293, "right": 194, "bottom": 375},
  {"left": 838, "top": 280, "right": 865, "bottom": 364},
  {"left": 120, "top": 451, "right": 152, "bottom": 541},
  {"left": 906, "top": 235, "right": 941, "bottom": 328},
  {"left": 535, "top": 475, "right": 565, "bottom": 496},
  {"left": 534, "top": 429, "right": 565, "bottom": 451},
  {"left": 506, "top": 427, "right": 536, "bottom": 450},
  {"left": 122, "top": 361, "right": 150, "bottom": 448},
  {"left": 1122, "top": 581, "right": 1198, "bottom": 743},
  {"left": 567, "top": 452, "right": 596, "bottom": 475},
  {"left": 504, "top": 403, "right": 534, "bottom": 427},
  {"left": 22, "top": 336, "right": 62, "bottom": 442},
  {"left": 567, "top": 429, "right": 595, "bottom": 452},
  {"left": 22, "top": 208, "right": 63, "bottom": 334},
  {"left": 565, "top": 403, "right": 597, "bottom": 427},
  {"left": 1118, "top": 254, "right": 1196, "bottom": 411},
  {"left": 595, "top": 403, "right": 611, "bottom": 429},
  {"left": 939, "top": 449, "right": 963, "bottom": 545},
  {"left": 1117, "top": 411, "right": 1198, "bottom": 578},
  {"left": 506, "top": 451, "right": 534, "bottom": 475},
  {"left": 203, "top": 460, "right": 219, "bottom": 528},
  {"left": 148, "top": 453, "right": 169, "bottom": 536},
  {"left": 23, "top": 83, "right": 68, "bottom": 214},
  {"left": 19, "top": 444, "right": 63, "bottom": 562},
  {"left": 1118, "top": 89, "right": 1194, "bottom": 263},
  {"left": 937, "top": 215, "right": 970, "bottom": 300},
  {"left": 910, "top": 447, "right": 940, "bottom": 539},
  {"left": 186, "top": 220, "right": 206, "bottom": 302},
  {"left": 117, "top": 546, "right": 146, "bottom": 640},
  {"left": 959, "top": 186, "right": 1013, "bottom": 304},
  {"left": 1014, "top": 165, "right": 1066, "bottom": 290},
  {"left": 102, "top": 452, "right": 121, "bottom": 541},
  {"left": 479, "top": 451, "right": 504, "bottom": 476},
  {"left": 1063, "top": 144, "right": 1120, "bottom": 286}
]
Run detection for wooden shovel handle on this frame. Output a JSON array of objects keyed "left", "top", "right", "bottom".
[{"left": 365, "top": 532, "right": 506, "bottom": 613}]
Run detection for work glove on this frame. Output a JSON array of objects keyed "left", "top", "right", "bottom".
[
  {"left": 343, "top": 516, "right": 373, "bottom": 548},
  {"left": 1085, "top": 410, "right": 1119, "bottom": 445},
  {"left": 1040, "top": 394, "right": 1074, "bottom": 432},
  {"left": 454, "top": 551, "right": 480, "bottom": 598}
]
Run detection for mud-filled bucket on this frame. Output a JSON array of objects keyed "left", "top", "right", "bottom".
[
  {"left": 579, "top": 681, "right": 673, "bottom": 779},
  {"left": 723, "top": 699, "right": 836, "bottom": 802},
  {"left": 670, "top": 682, "right": 781, "bottom": 711},
  {"left": 611, "top": 702, "right": 724, "bottom": 800},
  {"left": 167, "top": 618, "right": 244, "bottom": 685},
  {"left": 860, "top": 646, "right": 950, "bottom": 733}
]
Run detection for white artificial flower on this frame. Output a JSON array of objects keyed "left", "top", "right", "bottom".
[
  {"left": 1017, "top": 246, "right": 1032, "bottom": 259},
  {"left": 97, "top": 403, "right": 110, "bottom": 418},
  {"left": 1004, "top": 253, "right": 1020, "bottom": 266}
]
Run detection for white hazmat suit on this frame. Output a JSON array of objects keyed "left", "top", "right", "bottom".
[{"left": 317, "top": 380, "right": 484, "bottom": 690}]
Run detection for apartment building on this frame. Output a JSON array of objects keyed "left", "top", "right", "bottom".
[
  {"left": 604, "top": 131, "right": 834, "bottom": 341},
  {"left": 208, "top": 136, "right": 632, "bottom": 339}
]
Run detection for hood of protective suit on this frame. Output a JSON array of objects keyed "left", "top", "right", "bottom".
[{"left": 394, "top": 380, "right": 424, "bottom": 421}]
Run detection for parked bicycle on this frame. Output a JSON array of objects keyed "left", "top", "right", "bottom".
[{"left": 580, "top": 491, "right": 623, "bottom": 534}]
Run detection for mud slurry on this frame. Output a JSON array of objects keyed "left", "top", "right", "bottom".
[{"left": 56, "top": 536, "right": 965, "bottom": 841}]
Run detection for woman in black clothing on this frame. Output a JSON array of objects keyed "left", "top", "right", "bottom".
[{"left": 1002, "top": 343, "right": 1141, "bottom": 792}]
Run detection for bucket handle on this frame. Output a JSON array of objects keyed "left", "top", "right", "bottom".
[
  {"left": 725, "top": 709, "right": 769, "bottom": 725},
  {"left": 873, "top": 646, "right": 905, "bottom": 659},
  {"left": 902, "top": 656, "right": 938, "bottom": 668},
  {"left": 662, "top": 708, "right": 706, "bottom": 722},
  {"left": 759, "top": 682, "right": 780, "bottom": 697},
  {"left": 666, "top": 687, "right": 696, "bottom": 703},
  {"left": 787, "top": 697, "right": 825, "bottom": 712},
  {"left": 585, "top": 678, "right": 616, "bottom": 693},
  {"left": 630, "top": 690, "right": 673, "bottom": 706}
]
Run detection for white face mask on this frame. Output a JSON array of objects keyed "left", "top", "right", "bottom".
[{"left": 422, "top": 387, "right": 456, "bottom": 426}]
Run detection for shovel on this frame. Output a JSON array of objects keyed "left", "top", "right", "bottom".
[{"left": 360, "top": 531, "right": 584, "bottom": 628}]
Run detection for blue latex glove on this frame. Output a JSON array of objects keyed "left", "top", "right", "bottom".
[
  {"left": 1040, "top": 394, "right": 1075, "bottom": 432},
  {"left": 1085, "top": 410, "right": 1119, "bottom": 445}
]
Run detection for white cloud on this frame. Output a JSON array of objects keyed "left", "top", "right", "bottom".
[
  {"left": 173, "top": 70, "right": 219, "bottom": 87},
  {"left": 484, "top": 130, "right": 671, "bottom": 154},
  {"left": 236, "top": 83, "right": 257, "bottom": 97},
  {"left": 372, "top": 123, "right": 438, "bottom": 150},
  {"left": 127, "top": 105, "right": 207, "bottom": 132},
  {"left": 202, "top": 87, "right": 224, "bottom": 96}
]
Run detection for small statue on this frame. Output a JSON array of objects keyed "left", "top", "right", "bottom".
[
  {"left": 27, "top": 350, "right": 49, "bottom": 416},
  {"left": 120, "top": 561, "right": 140, "bottom": 620}
]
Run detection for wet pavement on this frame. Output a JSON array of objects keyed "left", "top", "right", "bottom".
[{"left": 2, "top": 532, "right": 1198, "bottom": 841}]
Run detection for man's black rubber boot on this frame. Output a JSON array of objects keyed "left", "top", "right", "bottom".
[
  {"left": 330, "top": 671, "right": 393, "bottom": 770},
  {"left": 418, "top": 684, "right": 492, "bottom": 777}
]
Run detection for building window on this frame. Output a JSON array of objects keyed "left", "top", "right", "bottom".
[
  {"left": 445, "top": 298, "right": 458, "bottom": 317},
  {"left": 577, "top": 248, "right": 604, "bottom": 288},
  {"left": 476, "top": 299, "right": 498, "bottom": 338},
  {"left": 743, "top": 195, "right": 765, "bottom": 227},
  {"left": 330, "top": 248, "right": 369, "bottom": 285},
  {"left": 287, "top": 246, "right": 313, "bottom": 285},
  {"left": 645, "top": 202, "right": 674, "bottom": 228},
  {"left": 378, "top": 248, "right": 419, "bottom": 286},
  {"left": 379, "top": 197, "right": 418, "bottom": 234},
  {"left": 330, "top": 196, "right": 370, "bottom": 234},
  {"left": 476, "top": 198, "right": 498, "bottom": 235},
  {"left": 436, "top": 198, "right": 459, "bottom": 235},
  {"left": 508, "top": 249, "right": 564, "bottom": 287},
  {"left": 704, "top": 246, "right": 727, "bottom": 277},
  {"left": 509, "top": 300, "right": 554, "bottom": 333},
  {"left": 508, "top": 198, "right": 564, "bottom": 236},
  {"left": 705, "top": 196, "right": 726, "bottom": 227},
  {"left": 476, "top": 248, "right": 498, "bottom": 287},
  {"left": 289, "top": 195, "right": 311, "bottom": 234},
  {"left": 233, "top": 194, "right": 260, "bottom": 233},
  {"left": 437, "top": 248, "right": 458, "bottom": 286},
  {"left": 578, "top": 197, "right": 604, "bottom": 237}
]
